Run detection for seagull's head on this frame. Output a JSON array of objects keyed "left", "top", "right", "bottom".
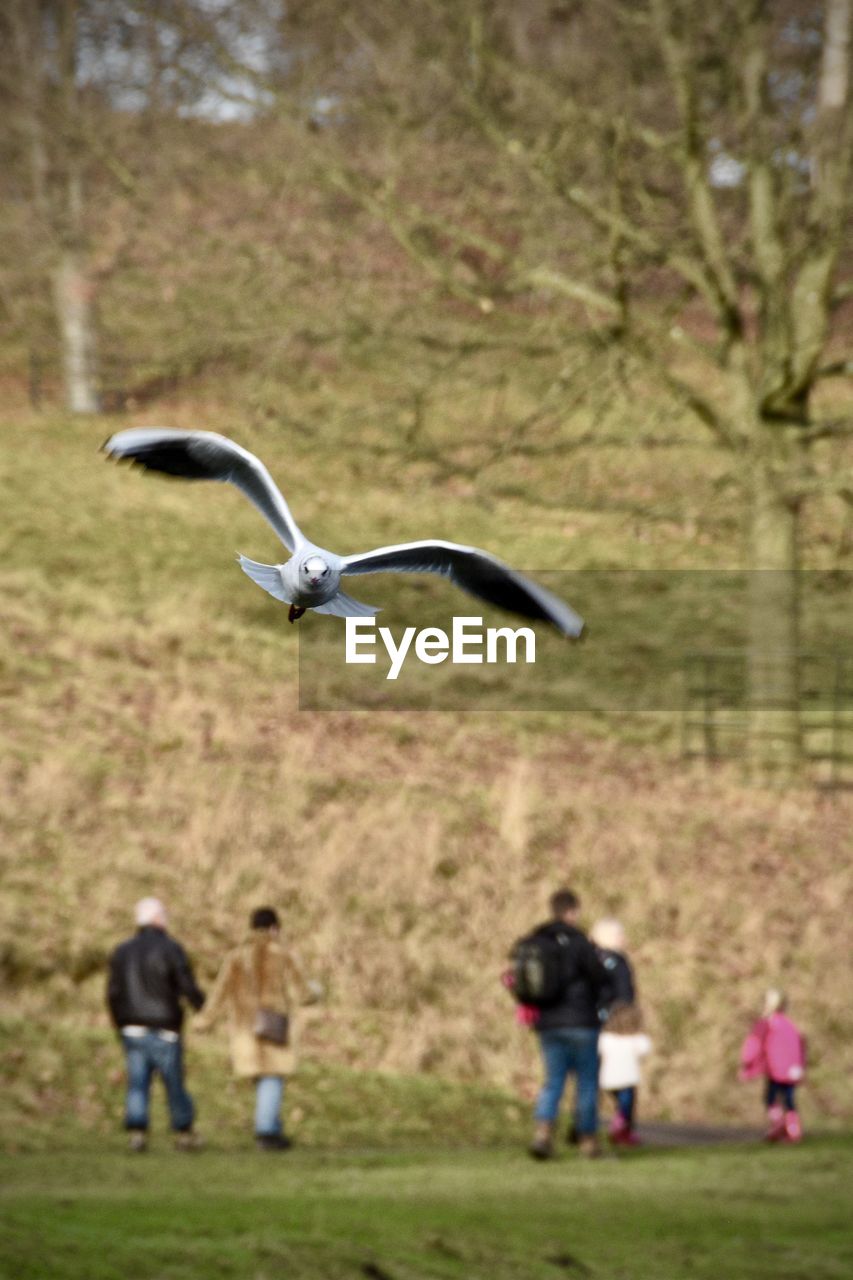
[{"left": 301, "top": 554, "right": 331, "bottom": 588}]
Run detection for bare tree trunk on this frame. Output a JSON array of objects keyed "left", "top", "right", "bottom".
[
  {"left": 53, "top": 246, "right": 100, "bottom": 414},
  {"left": 747, "top": 430, "right": 802, "bottom": 779},
  {"left": 52, "top": 0, "right": 101, "bottom": 415},
  {"left": 742, "top": 0, "right": 850, "bottom": 780},
  {"left": 818, "top": 0, "right": 850, "bottom": 110},
  {"left": 54, "top": 169, "right": 100, "bottom": 414}
]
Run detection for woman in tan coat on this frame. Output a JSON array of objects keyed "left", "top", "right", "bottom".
[{"left": 196, "top": 907, "right": 311, "bottom": 1150}]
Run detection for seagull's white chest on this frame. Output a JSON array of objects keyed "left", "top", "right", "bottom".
[{"left": 282, "top": 555, "right": 341, "bottom": 607}]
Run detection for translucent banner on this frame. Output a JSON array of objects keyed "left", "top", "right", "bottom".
[{"left": 296, "top": 570, "right": 851, "bottom": 712}]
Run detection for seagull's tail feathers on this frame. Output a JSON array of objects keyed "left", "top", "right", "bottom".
[
  {"left": 238, "top": 554, "right": 290, "bottom": 603},
  {"left": 312, "top": 591, "right": 379, "bottom": 619}
]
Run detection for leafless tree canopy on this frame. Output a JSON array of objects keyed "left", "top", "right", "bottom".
[{"left": 0, "top": 1, "right": 850, "bottom": 768}]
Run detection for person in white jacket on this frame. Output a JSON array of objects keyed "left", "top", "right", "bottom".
[{"left": 598, "top": 1002, "right": 652, "bottom": 1146}]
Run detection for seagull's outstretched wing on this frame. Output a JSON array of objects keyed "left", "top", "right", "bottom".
[
  {"left": 238, "top": 555, "right": 290, "bottom": 602},
  {"left": 102, "top": 428, "right": 303, "bottom": 552},
  {"left": 342, "top": 540, "right": 584, "bottom": 638}
]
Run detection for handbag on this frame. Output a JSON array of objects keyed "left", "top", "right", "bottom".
[{"left": 253, "top": 1007, "right": 289, "bottom": 1046}]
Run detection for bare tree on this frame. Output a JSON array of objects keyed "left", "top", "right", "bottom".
[
  {"left": 318, "top": 0, "right": 853, "bottom": 773},
  {"left": 0, "top": 0, "right": 286, "bottom": 414},
  {"left": 1, "top": 1, "right": 101, "bottom": 411}
]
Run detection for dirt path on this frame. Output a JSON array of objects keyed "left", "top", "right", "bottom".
[{"left": 636, "top": 1122, "right": 763, "bottom": 1147}]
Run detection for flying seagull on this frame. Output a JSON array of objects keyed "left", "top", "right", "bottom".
[{"left": 102, "top": 429, "right": 584, "bottom": 637}]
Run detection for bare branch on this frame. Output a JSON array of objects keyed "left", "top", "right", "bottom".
[
  {"left": 398, "top": 205, "right": 511, "bottom": 266},
  {"left": 815, "top": 359, "right": 853, "bottom": 380},
  {"left": 557, "top": 182, "right": 724, "bottom": 318},
  {"left": 328, "top": 156, "right": 627, "bottom": 323},
  {"left": 790, "top": 470, "right": 853, "bottom": 501},
  {"left": 832, "top": 281, "right": 853, "bottom": 307},
  {"left": 788, "top": 0, "right": 853, "bottom": 398},
  {"left": 627, "top": 333, "right": 742, "bottom": 451},
  {"left": 326, "top": 170, "right": 495, "bottom": 309},
  {"left": 475, "top": 46, "right": 676, "bottom": 155},
  {"left": 648, "top": 0, "right": 743, "bottom": 335},
  {"left": 468, "top": 81, "right": 732, "bottom": 326},
  {"left": 801, "top": 418, "right": 853, "bottom": 443},
  {"left": 519, "top": 267, "right": 621, "bottom": 316},
  {"left": 739, "top": 1, "right": 791, "bottom": 404}
]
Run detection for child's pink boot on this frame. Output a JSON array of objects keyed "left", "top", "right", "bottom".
[
  {"left": 783, "top": 1110, "right": 802, "bottom": 1143},
  {"left": 608, "top": 1113, "right": 628, "bottom": 1145},
  {"left": 765, "top": 1104, "right": 785, "bottom": 1141}
]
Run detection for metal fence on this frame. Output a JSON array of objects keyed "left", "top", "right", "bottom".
[{"left": 681, "top": 650, "right": 853, "bottom": 786}]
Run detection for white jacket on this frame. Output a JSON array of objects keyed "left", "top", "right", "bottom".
[{"left": 599, "top": 1032, "right": 652, "bottom": 1090}]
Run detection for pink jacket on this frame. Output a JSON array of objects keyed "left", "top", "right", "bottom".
[
  {"left": 501, "top": 968, "right": 541, "bottom": 1026},
  {"left": 739, "top": 1013, "right": 806, "bottom": 1084}
]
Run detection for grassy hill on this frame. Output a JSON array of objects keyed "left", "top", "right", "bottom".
[{"left": 0, "top": 387, "right": 852, "bottom": 1142}]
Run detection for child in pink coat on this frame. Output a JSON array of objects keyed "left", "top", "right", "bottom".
[{"left": 739, "top": 989, "right": 806, "bottom": 1142}]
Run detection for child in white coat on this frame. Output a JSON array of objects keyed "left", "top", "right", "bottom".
[{"left": 599, "top": 1002, "right": 652, "bottom": 1146}]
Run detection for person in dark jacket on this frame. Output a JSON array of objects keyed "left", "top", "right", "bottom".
[
  {"left": 591, "top": 918, "right": 637, "bottom": 1019},
  {"left": 527, "top": 888, "right": 607, "bottom": 1159},
  {"left": 107, "top": 897, "right": 205, "bottom": 1152}
]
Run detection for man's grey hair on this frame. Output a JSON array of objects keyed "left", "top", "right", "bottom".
[{"left": 135, "top": 896, "right": 167, "bottom": 927}]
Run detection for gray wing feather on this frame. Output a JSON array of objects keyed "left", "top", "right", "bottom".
[
  {"left": 103, "top": 428, "right": 303, "bottom": 552},
  {"left": 312, "top": 591, "right": 379, "bottom": 618},
  {"left": 238, "top": 555, "right": 290, "bottom": 602},
  {"left": 342, "top": 540, "right": 584, "bottom": 638}
]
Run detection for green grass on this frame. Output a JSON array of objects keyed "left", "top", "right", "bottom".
[
  {"left": 1, "top": 1138, "right": 851, "bottom": 1280},
  {"left": 0, "top": 1019, "right": 527, "bottom": 1155}
]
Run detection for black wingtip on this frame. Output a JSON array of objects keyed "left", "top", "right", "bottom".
[{"left": 99, "top": 436, "right": 211, "bottom": 479}]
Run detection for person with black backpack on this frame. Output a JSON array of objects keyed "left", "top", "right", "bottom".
[{"left": 509, "top": 888, "right": 607, "bottom": 1159}]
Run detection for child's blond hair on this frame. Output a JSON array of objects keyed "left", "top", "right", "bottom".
[
  {"left": 606, "top": 1001, "right": 644, "bottom": 1034},
  {"left": 591, "top": 918, "right": 626, "bottom": 951},
  {"left": 763, "top": 988, "right": 787, "bottom": 1017}
]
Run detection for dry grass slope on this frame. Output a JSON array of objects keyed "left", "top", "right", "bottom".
[{"left": 1, "top": 403, "right": 851, "bottom": 1137}]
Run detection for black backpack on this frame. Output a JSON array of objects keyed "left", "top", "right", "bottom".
[{"left": 510, "top": 929, "right": 569, "bottom": 1007}]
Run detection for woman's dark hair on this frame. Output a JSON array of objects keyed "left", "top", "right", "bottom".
[{"left": 250, "top": 906, "right": 280, "bottom": 931}]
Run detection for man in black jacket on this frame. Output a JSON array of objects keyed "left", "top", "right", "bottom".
[
  {"left": 107, "top": 897, "right": 206, "bottom": 1151},
  {"left": 527, "top": 888, "right": 607, "bottom": 1159}
]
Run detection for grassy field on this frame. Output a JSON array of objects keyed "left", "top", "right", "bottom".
[
  {"left": 2, "top": 82, "right": 852, "bottom": 1279},
  {"left": 1, "top": 1136, "right": 852, "bottom": 1280}
]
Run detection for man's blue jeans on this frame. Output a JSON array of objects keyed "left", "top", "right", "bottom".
[
  {"left": 254, "top": 1075, "right": 284, "bottom": 1137},
  {"left": 535, "top": 1027, "right": 600, "bottom": 1134},
  {"left": 121, "top": 1031, "right": 194, "bottom": 1132}
]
